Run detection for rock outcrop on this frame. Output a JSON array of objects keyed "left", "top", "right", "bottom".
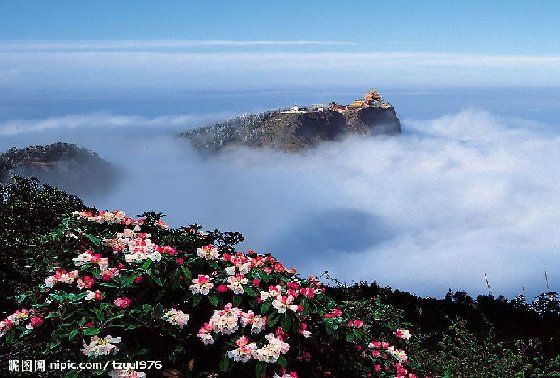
[
  {"left": 0, "top": 142, "right": 118, "bottom": 196},
  {"left": 181, "top": 89, "right": 401, "bottom": 152}
]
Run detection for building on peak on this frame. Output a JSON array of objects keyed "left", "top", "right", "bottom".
[{"left": 329, "top": 88, "right": 391, "bottom": 113}]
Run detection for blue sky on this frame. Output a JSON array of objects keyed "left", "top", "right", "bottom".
[
  {"left": 1, "top": 1, "right": 560, "bottom": 92},
  {"left": 2, "top": 1, "right": 560, "bottom": 54}
]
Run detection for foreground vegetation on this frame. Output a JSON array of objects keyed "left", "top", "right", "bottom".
[{"left": 1, "top": 177, "right": 559, "bottom": 377}]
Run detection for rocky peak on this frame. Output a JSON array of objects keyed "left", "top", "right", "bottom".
[{"left": 181, "top": 89, "right": 401, "bottom": 152}]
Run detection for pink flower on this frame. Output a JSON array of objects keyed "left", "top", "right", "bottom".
[
  {"left": 395, "top": 329, "right": 411, "bottom": 340},
  {"left": 157, "top": 245, "right": 177, "bottom": 255},
  {"left": 189, "top": 275, "right": 214, "bottom": 295},
  {"left": 77, "top": 275, "right": 95, "bottom": 289},
  {"left": 114, "top": 297, "right": 132, "bottom": 308},
  {"left": 28, "top": 316, "right": 43, "bottom": 328},
  {"left": 299, "top": 323, "right": 311, "bottom": 338},
  {"left": 217, "top": 284, "right": 228, "bottom": 293},
  {"left": 324, "top": 308, "right": 343, "bottom": 318},
  {"left": 299, "top": 287, "right": 315, "bottom": 298},
  {"left": 252, "top": 278, "right": 260, "bottom": 286},
  {"left": 134, "top": 275, "right": 143, "bottom": 284},
  {"left": 176, "top": 257, "right": 184, "bottom": 265},
  {"left": 348, "top": 319, "right": 364, "bottom": 328}
]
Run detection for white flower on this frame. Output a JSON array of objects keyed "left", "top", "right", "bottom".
[
  {"left": 254, "top": 333, "right": 290, "bottom": 363},
  {"left": 7, "top": 309, "right": 29, "bottom": 325},
  {"left": 395, "top": 329, "right": 412, "bottom": 340},
  {"left": 387, "top": 346, "right": 408, "bottom": 363},
  {"left": 240, "top": 310, "right": 267, "bottom": 334},
  {"left": 44, "top": 270, "right": 78, "bottom": 288},
  {"left": 227, "top": 336, "right": 257, "bottom": 363},
  {"left": 196, "top": 245, "right": 219, "bottom": 260},
  {"left": 227, "top": 274, "right": 248, "bottom": 295},
  {"left": 163, "top": 309, "right": 190, "bottom": 328},
  {"left": 82, "top": 335, "right": 121, "bottom": 357},
  {"left": 207, "top": 303, "right": 242, "bottom": 335},
  {"left": 84, "top": 290, "right": 96, "bottom": 301},
  {"left": 197, "top": 331, "right": 214, "bottom": 345},
  {"left": 189, "top": 275, "right": 214, "bottom": 296},
  {"left": 72, "top": 252, "right": 93, "bottom": 266},
  {"left": 272, "top": 295, "right": 298, "bottom": 314},
  {"left": 44, "top": 276, "right": 55, "bottom": 288}
]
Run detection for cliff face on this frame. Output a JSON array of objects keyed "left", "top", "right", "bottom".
[
  {"left": 182, "top": 103, "right": 401, "bottom": 153},
  {"left": 0, "top": 142, "right": 118, "bottom": 196}
]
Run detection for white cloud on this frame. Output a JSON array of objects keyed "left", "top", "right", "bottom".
[
  {"left": 0, "top": 113, "right": 228, "bottom": 136},
  {"left": 2, "top": 109, "right": 557, "bottom": 297},
  {"left": 0, "top": 40, "right": 355, "bottom": 52},
  {"left": 1, "top": 41, "right": 559, "bottom": 90}
]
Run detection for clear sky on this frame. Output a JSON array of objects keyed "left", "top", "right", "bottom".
[
  {"left": 2, "top": 0, "right": 560, "bottom": 54},
  {"left": 1, "top": 1, "right": 560, "bottom": 92}
]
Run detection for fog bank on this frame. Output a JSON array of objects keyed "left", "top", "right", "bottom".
[{"left": 1, "top": 109, "right": 558, "bottom": 297}]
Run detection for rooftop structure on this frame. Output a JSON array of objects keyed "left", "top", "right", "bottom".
[{"left": 329, "top": 89, "right": 391, "bottom": 113}]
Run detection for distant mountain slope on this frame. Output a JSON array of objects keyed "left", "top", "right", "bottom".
[
  {"left": 181, "top": 89, "right": 401, "bottom": 152},
  {"left": 0, "top": 142, "right": 118, "bottom": 196}
]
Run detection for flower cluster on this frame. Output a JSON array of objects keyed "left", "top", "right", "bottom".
[
  {"left": 227, "top": 336, "right": 257, "bottom": 362},
  {"left": 163, "top": 309, "right": 190, "bottom": 328},
  {"left": 190, "top": 275, "right": 214, "bottom": 295},
  {"left": 73, "top": 249, "right": 109, "bottom": 270},
  {"left": 82, "top": 335, "right": 121, "bottom": 357},
  {"left": 0, "top": 309, "right": 43, "bottom": 337},
  {"left": 254, "top": 333, "right": 290, "bottom": 363},
  {"left": 44, "top": 269, "right": 79, "bottom": 288},
  {"left": 103, "top": 227, "right": 175, "bottom": 263},
  {"left": 3, "top": 209, "right": 414, "bottom": 378},
  {"left": 73, "top": 210, "right": 131, "bottom": 225}
]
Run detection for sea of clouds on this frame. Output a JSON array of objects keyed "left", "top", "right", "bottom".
[{"left": 1, "top": 108, "right": 558, "bottom": 298}]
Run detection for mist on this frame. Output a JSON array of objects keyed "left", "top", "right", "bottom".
[{"left": 1, "top": 106, "right": 559, "bottom": 299}]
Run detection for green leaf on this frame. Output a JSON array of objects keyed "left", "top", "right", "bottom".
[
  {"left": 64, "top": 370, "right": 80, "bottom": 378},
  {"left": 209, "top": 295, "right": 219, "bottom": 307},
  {"left": 277, "top": 355, "right": 287, "bottom": 368},
  {"left": 192, "top": 295, "right": 202, "bottom": 307},
  {"left": 268, "top": 312, "right": 279, "bottom": 327},
  {"left": 141, "top": 259, "right": 153, "bottom": 270},
  {"left": 68, "top": 329, "right": 79, "bottom": 340},
  {"left": 255, "top": 361, "right": 266, "bottom": 378},
  {"left": 85, "top": 233, "right": 100, "bottom": 246},
  {"left": 142, "top": 304, "right": 153, "bottom": 314},
  {"left": 345, "top": 332, "right": 355, "bottom": 342},
  {"left": 99, "top": 282, "right": 119, "bottom": 288},
  {"left": 244, "top": 286, "right": 256, "bottom": 296},
  {"left": 153, "top": 276, "right": 163, "bottom": 287},
  {"left": 260, "top": 301, "right": 271, "bottom": 314},
  {"left": 120, "top": 275, "right": 137, "bottom": 288},
  {"left": 219, "top": 356, "right": 230, "bottom": 372},
  {"left": 233, "top": 295, "right": 242, "bottom": 307},
  {"left": 83, "top": 327, "right": 100, "bottom": 336},
  {"left": 93, "top": 309, "right": 105, "bottom": 322},
  {"left": 281, "top": 315, "right": 292, "bottom": 332},
  {"left": 181, "top": 267, "right": 192, "bottom": 281}
]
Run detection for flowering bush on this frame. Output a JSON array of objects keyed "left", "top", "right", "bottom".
[{"left": 1, "top": 209, "right": 414, "bottom": 377}]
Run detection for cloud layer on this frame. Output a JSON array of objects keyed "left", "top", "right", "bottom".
[
  {"left": 1, "top": 41, "right": 560, "bottom": 91},
  {"left": 1, "top": 109, "right": 558, "bottom": 297}
]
